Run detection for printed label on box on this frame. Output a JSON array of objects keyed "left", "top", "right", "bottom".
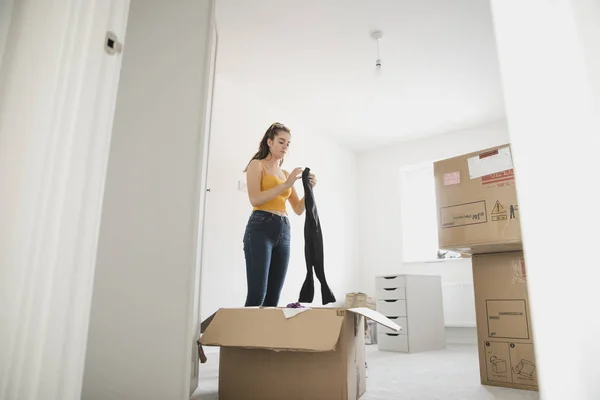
[
  {"left": 468, "top": 146, "right": 513, "bottom": 179},
  {"left": 486, "top": 299, "right": 530, "bottom": 340},
  {"left": 485, "top": 341, "right": 537, "bottom": 386},
  {"left": 440, "top": 201, "right": 487, "bottom": 228},
  {"left": 485, "top": 341, "right": 513, "bottom": 383},
  {"left": 509, "top": 342, "right": 537, "bottom": 385},
  {"left": 443, "top": 171, "right": 460, "bottom": 186},
  {"left": 481, "top": 169, "right": 515, "bottom": 187}
]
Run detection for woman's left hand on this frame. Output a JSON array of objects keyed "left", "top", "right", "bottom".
[{"left": 309, "top": 173, "right": 317, "bottom": 188}]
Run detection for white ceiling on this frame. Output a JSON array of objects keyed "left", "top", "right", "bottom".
[{"left": 215, "top": 0, "right": 506, "bottom": 151}]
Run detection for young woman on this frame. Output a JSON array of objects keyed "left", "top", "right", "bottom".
[{"left": 243, "top": 122, "right": 316, "bottom": 307}]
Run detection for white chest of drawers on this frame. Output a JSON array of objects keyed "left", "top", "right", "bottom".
[{"left": 375, "top": 274, "right": 446, "bottom": 353}]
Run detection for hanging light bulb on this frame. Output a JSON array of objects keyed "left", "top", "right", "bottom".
[{"left": 371, "top": 30, "right": 383, "bottom": 74}]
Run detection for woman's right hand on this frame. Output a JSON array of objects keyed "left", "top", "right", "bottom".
[{"left": 285, "top": 167, "right": 304, "bottom": 188}]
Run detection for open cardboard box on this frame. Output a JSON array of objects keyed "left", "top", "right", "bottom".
[{"left": 199, "top": 306, "right": 402, "bottom": 400}]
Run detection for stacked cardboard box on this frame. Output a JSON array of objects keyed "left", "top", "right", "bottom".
[
  {"left": 434, "top": 144, "right": 521, "bottom": 254},
  {"left": 434, "top": 144, "right": 538, "bottom": 391},
  {"left": 471, "top": 252, "right": 537, "bottom": 390}
]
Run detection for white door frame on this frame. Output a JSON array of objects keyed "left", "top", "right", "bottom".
[
  {"left": 0, "top": 0, "right": 14, "bottom": 68},
  {"left": 0, "top": 1, "right": 130, "bottom": 399},
  {"left": 189, "top": 10, "right": 218, "bottom": 397},
  {"left": 490, "top": 1, "right": 599, "bottom": 398}
]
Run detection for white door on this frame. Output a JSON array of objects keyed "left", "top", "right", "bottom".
[
  {"left": 0, "top": 1, "right": 131, "bottom": 399},
  {"left": 82, "top": 0, "right": 217, "bottom": 398}
]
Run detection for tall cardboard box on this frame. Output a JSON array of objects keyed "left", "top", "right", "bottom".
[
  {"left": 434, "top": 144, "right": 522, "bottom": 254},
  {"left": 199, "top": 307, "right": 402, "bottom": 400},
  {"left": 472, "top": 251, "right": 538, "bottom": 391}
]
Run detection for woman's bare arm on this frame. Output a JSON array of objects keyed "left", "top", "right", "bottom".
[{"left": 288, "top": 185, "right": 306, "bottom": 215}]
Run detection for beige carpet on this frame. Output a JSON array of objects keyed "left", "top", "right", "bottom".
[{"left": 192, "top": 344, "right": 539, "bottom": 400}]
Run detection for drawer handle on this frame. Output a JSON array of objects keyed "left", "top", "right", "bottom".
[
  {"left": 383, "top": 288, "right": 398, "bottom": 292},
  {"left": 387, "top": 316, "right": 399, "bottom": 320},
  {"left": 383, "top": 276, "right": 397, "bottom": 280},
  {"left": 384, "top": 300, "right": 398, "bottom": 303},
  {"left": 385, "top": 333, "right": 400, "bottom": 337}
]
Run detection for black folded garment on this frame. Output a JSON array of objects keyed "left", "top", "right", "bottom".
[{"left": 298, "top": 167, "right": 336, "bottom": 305}]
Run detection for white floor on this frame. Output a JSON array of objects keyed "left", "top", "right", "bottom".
[{"left": 191, "top": 344, "right": 539, "bottom": 400}]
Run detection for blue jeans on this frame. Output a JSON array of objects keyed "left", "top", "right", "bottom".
[{"left": 243, "top": 211, "right": 291, "bottom": 307}]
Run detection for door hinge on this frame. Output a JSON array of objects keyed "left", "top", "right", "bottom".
[{"left": 105, "top": 31, "right": 123, "bottom": 55}]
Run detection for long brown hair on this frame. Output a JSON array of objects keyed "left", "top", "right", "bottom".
[{"left": 243, "top": 122, "right": 291, "bottom": 172}]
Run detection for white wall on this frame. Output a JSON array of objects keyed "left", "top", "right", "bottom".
[
  {"left": 199, "top": 76, "right": 360, "bottom": 321},
  {"left": 356, "top": 120, "right": 510, "bottom": 325},
  {"left": 401, "top": 259, "right": 476, "bottom": 327},
  {"left": 573, "top": 0, "right": 600, "bottom": 117},
  {"left": 83, "top": 1, "right": 214, "bottom": 399}
]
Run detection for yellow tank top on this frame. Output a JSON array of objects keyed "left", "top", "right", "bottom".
[{"left": 253, "top": 162, "right": 292, "bottom": 213}]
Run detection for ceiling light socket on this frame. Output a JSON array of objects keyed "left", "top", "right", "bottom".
[
  {"left": 370, "top": 30, "right": 384, "bottom": 73},
  {"left": 370, "top": 30, "right": 383, "bottom": 40}
]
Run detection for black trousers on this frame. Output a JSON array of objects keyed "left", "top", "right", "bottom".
[{"left": 298, "top": 167, "right": 336, "bottom": 305}]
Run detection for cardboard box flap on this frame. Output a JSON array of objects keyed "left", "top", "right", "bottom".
[
  {"left": 348, "top": 307, "right": 403, "bottom": 332},
  {"left": 199, "top": 308, "right": 344, "bottom": 352},
  {"left": 200, "top": 311, "right": 217, "bottom": 333}
]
